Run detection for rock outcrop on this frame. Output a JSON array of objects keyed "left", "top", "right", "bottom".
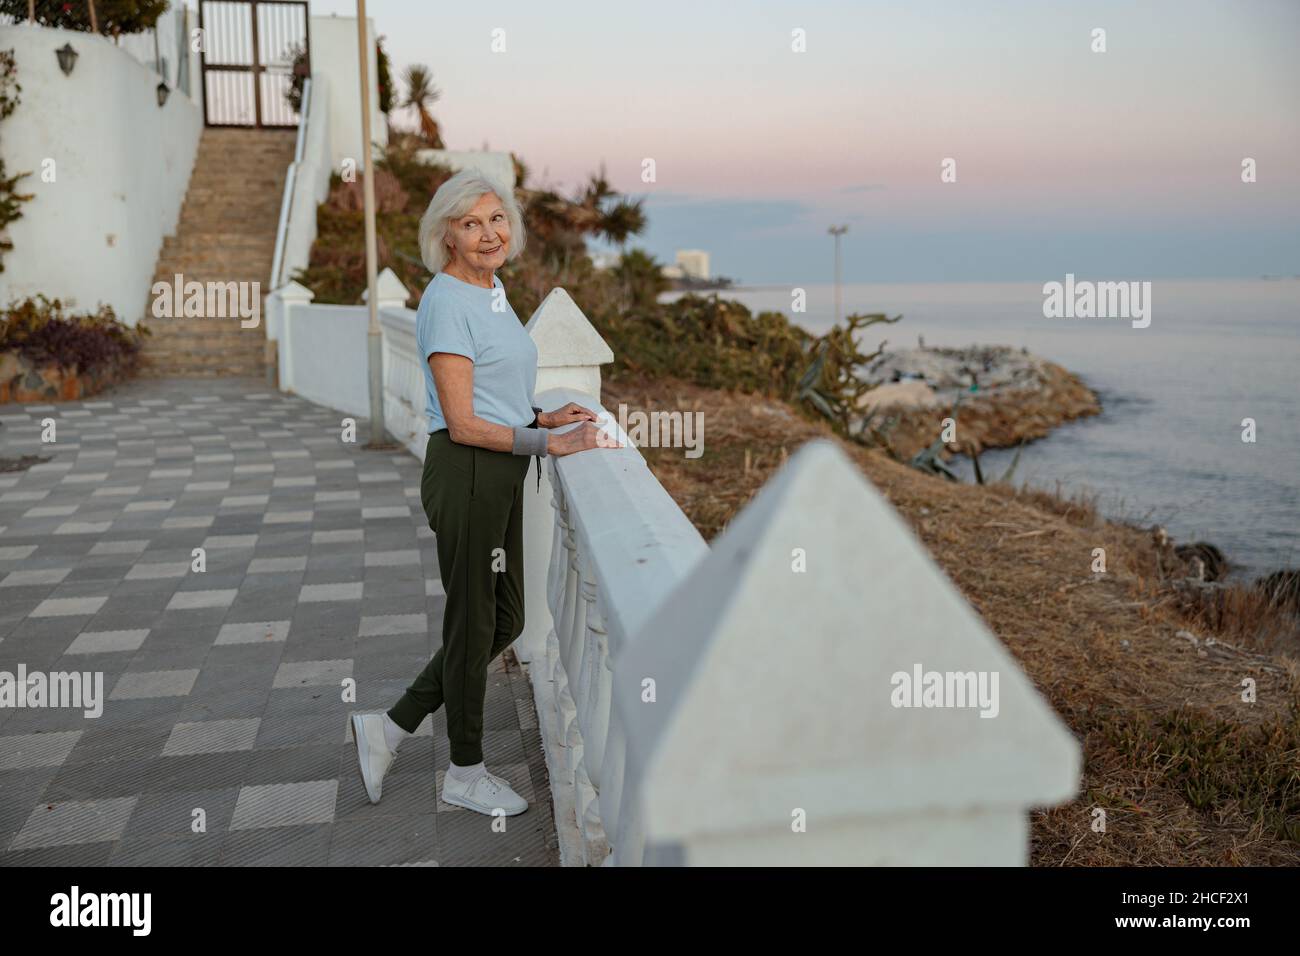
[{"left": 855, "top": 345, "right": 1101, "bottom": 461}]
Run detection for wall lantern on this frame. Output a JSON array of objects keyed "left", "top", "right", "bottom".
[
  {"left": 56, "top": 43, "right": 79, "bottom": 76},
  {"left": 156, "top": 82, "right": 170, "bottom": 107}
]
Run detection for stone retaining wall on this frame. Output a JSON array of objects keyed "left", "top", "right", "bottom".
[{"left": 0, "top": 350, "right": 138, "bottom": 403}]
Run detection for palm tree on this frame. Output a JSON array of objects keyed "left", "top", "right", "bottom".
[{"left": 401, "top": 65, "right": 444, "bottom": 148}]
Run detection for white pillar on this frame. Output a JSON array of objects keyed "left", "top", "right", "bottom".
[
  {"left": 363, "top": 267, "right": 410, "bottom": 312},
  {"left": 612, "top": 440, "right": 1081, "bottom": 865},
  {"left": 517, "top": 288, "right": 613, "bottom": 664},
  {"left": 270, "top": 280, "right": 315, "bottom": 395}
]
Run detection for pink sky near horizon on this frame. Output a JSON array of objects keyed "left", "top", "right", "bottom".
[{"left": 298, "top": 0, "right": 1299, "bottom": 278}]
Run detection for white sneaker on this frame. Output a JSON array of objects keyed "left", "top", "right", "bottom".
[
  {"left": 441, "top": 768, "right": 528, "bottom": 816},
  {"left": 350, "top": 712, "right": 396, "bottom": 804}
]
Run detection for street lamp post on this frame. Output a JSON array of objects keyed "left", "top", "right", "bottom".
[
  {"left": 828, "top": 224, "right": 848, "bottom": 326},
  {"left": 356, "top": 0, "right": 390, "bottom": 447}
]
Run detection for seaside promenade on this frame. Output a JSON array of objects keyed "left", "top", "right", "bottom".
[{"left": 0, "top": 377, "right": 559, "bottom": 866}]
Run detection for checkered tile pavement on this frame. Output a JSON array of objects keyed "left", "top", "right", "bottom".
[{"left": 0, "top": 378, "right": 558, "bottom": 866}]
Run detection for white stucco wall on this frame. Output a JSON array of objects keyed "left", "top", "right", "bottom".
[
  {"left": 0, "top": 24, "right": 202, "bottom": 325},
  {"left": 309, "top": 14, "right": 387, "bottom": 173}
]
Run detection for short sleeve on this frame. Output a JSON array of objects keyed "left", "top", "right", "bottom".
[{"left": 418, "top": 293, "right": 476, "bottom": 363}]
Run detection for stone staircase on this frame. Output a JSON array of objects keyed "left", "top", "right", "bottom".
[{"left": 139, "top": 128, "right": 297, "bottom": 377}]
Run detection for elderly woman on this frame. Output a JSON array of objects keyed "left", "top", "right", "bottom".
[{"left": 350, "top": 169, "right": 617, "bottom": 816}]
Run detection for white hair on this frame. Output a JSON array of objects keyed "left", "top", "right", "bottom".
[{"left": 417, "top": 168, "right": 527, "bottom": 273}]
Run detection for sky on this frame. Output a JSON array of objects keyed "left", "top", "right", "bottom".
[{"left": 302, "top": 0, "right": 1299, "bottom": 285}]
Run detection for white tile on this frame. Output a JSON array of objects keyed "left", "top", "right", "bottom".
[
  {"left": 315, "top": 490, "right": 359, "bottom": 502},
  {"left": 125, "top": 562, "right": 188, "bottom": 580},
  {"left": 163, "top": 718, "right": 260, "bottom": 756},
  {"left": 24, "top": 505, "right": 77, "bottom": 518},
  {"left": 162, "top": 516, "right": 213, "bottom": 530},
  {"left": 9, "top": 796, "right": 138, "bottom": 849},
  {"left": 312, "top": 529, "right": 363, "bottom": 544},
  {"left": 263, "top": 511, "right": 312, "bottom": 524},
  {"left": 89, "top": 539, "right": 149, "bottom": 555},
  {"left": 166, "top": 589, "right": 237, "bottom": 610},
  {"left": 65, "top": 629, "right": 149, "bottom": 654},
  {"left": 215, "top": 620, "right": 290, "bottom": 645},
  {"left": 246, "top": 557, "right": 307, "bottom": 574},
  {"left": 30, "top": 598, "right": 107, "bottom": 621},
  {"left": 364, "top": 550, "right": 421, "bottom": 568},
  {"left": 229, "top": 780, "right": 337, "bottom": 830},
  {"left": 54, "top": 521, "right": 112, "bottom": 535},
  {"left": 125, "top": 500, "right": 173, "bottom": 513},
  {"left": 0, "top": 731, "right": 83, "bottom": 771},
  {"left": 0, "top": 545, "right": 38, "bottom": 561},
  {"left": 201, "top": 534, "right": 259, "bottom": 549},
  {"left": 0, "top": 490, "right": 47, "bottom": 503},
  {"left": 359, "top": 613, "right": 427, "bottom": 637},
  {"left": 272, "top": 658, "right": 353, "bottom": 689},
  {"left": 362, "top": 506, "right": 410, "bottom": 519},
  {"left": 61, "top": 472, "right": 109, "bottom": 484},
  {"left": 221, "top": 494, "right": 270, "bottom": 507},
  {"left": 91, "top": 485, "right": 142, "bottom": 497},
  {"left": 110, "top": 669, "right": 200, "bottom": 700},
  {"left": 1, "top": 568, "right": 70, "bottom": 587},
  {"left": 298, "top": 582, "right": 363, "bottom": 603}
]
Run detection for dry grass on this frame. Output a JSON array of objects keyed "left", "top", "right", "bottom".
[{"left": 602, "top": 373, "right": 1300, "bottom": 866}]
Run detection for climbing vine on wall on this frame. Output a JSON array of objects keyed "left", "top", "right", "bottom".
[{"left": 0, "top": 48, "right": 34, "bottom": 273}]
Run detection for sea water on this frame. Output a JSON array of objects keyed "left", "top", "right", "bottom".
[{"left": 664, "top": 279, "right": 1300, "bottom": 579}]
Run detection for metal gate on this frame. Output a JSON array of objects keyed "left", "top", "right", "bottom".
[{"left": 199, "top": 0, "right": 310, "bottom": 127}]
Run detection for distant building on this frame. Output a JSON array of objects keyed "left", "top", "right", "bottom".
[
  {"left": 590, "top": 252, "right": 619, "bottom": 270},
  {"left": 660, "top": 264, "right": 685, "bottom": 279},
  {"left": 675, "top": 250, "right": 710, "bottom": 280}
]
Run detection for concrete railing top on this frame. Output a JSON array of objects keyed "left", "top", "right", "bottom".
[
  {"left": 538, "top": 383, "right": 708, "bottom": 657},
  {"left": 614, "top": 438, "right": 1082, "bottom": 847}
]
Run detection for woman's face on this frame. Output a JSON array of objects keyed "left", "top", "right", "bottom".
[{"left": 446, "top": 192, "right": 510, "bottom": 273}]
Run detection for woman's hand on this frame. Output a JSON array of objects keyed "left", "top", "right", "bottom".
[
  {"left": 539, "top": 403, "right": 598, "bottom": 429},
  {"left": 547, "top": 421, "right": 621, "bottom": 457}
]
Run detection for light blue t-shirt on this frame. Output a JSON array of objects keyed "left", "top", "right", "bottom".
[{"left": 415, "top": 271, "right": 539, "bottom": 434}]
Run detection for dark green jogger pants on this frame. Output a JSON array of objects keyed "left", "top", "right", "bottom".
[{"left": 388, "top": 429, "right": 531, "bottom": 765}]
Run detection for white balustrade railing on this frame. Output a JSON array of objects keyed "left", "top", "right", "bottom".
[
  {"left": 378, "top": 304, "right": 427, "bottom": 459},
  {"left": 370, "top": 283, "right": 1081, "bottom": 866}
]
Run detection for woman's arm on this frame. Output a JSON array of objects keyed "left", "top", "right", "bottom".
[
  {"left": 430, "top": 353, "right": 516, "bottom": 451},
  {"left": 430, "top": 353, "right": 615, "bottom": 456}
]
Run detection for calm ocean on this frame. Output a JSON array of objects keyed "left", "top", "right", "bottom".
[{"left": 666, "top": 279, "right": 1300, "bottom": 580}]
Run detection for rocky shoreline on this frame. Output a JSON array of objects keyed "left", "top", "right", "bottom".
[{"left": 853, "top": 344, "right": 1101, "bottom": 461}]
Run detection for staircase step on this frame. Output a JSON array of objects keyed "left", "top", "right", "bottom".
[{"left": 140, "top": 126, "right": 296, "bottom": 377}]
